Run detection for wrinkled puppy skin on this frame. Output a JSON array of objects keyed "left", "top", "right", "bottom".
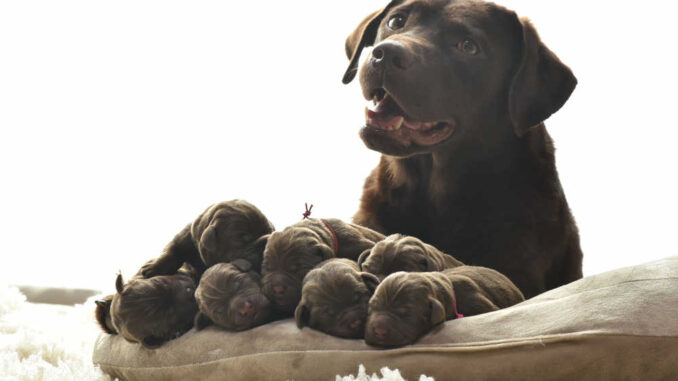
[
  {"left": 262, "top": 218, "right": 384, "bottom": 314},
  {"left": 365, "top": 266, "right": 524, "bottom": 347},
  {"left": 358, "top": 234, "right": 463, "bottom": 279},
  {"left": 110, "top": 272, "right": 198, "bottom": 349},
  {"left": 295, "top": 258, "right": 380, "bottom": 339},
  {"left": 141, "top": 200, "right": 274, "bottom": 278},
  {"left": 94, "top": 294, "right": 116, "bottom": 334},
  {"left": 194, "top": 259, "right": 273, "bottom": 332}
]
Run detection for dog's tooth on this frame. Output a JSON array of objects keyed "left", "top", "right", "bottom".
[{"left": 394, "top": 117, "right": 404, "bottom": 130}]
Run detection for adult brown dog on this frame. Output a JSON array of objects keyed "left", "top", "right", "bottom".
[
  {"left": 365, "top": 266, "right": 524, "bottom": 347},
  {"left": 141, "top": 200, "right": 274, "bottom": 277},
  {"left": 295, "top": 258, "right": 380, "bottom": 339},
  {"left": 261, "top": 218, "right": 384, "bottom": 314},
  {"left": 343, "top": 0, "right": 582, "bottom": 298},
  {"left": 358, "top": 234, "right": 463, "bottom": 278}
]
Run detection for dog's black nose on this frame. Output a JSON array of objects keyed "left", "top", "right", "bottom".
[{"left": 371, "top": 41, "right": 410, "bottom": 70}]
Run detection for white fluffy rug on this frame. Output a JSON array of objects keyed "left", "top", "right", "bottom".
[{"left": 0, "top": 284, "right": 430, "bottom": 381}]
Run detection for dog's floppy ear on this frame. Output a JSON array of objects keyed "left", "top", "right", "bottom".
[
  {"left": 343, "top": 0, "right": 402, "bottom": 84},
  {"left": 294, "top": 302, "right": 310, "bottom": 329},
  {"left": 314, "top": 244, "right": 335, "bottom": 261},
  {"left": 361, "top": 272, "right": 380, "bottom": 294},
  {"left": 141, "top": 335, "right": 166, "bottom": 349},
  {"left": 198, "top": 224, "right": 218, "bottom": 260},
  {"left": 356, "top": 249, "right": 371, "bottom": 269},
  {"left": 429, "top": 298, "right": 446, "bottom": 326},
  {"left": 115, "top": 273, "right": 124, "bottom": 294},
  {"left": 194, "top": 311, "right": 213, "bottom": 331},
  {"left": 230, "top": 258, "right": 253, "bottom": 273},
  {"left": 509, "top": 18, "right": 577, "bottom": 136}
]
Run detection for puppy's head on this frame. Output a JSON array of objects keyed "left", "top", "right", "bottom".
[
  {"left": 94, "top": 294, "right": 116, "bottom": 334},
  {"left": 110, "top": 273, "right": 198, "bottom": 349},
  {"left": 294, "top": 259, "right": 379, "bottom": 339},
  {"left": 358, "top": 234, "right": 449, "bottom": 277},
  {"left": 261, "top": 226, "right": 335, "bottom": 313},
  {"left": 193, "top": 200, "right": 274, "bottom": 268},
  {"left": 194, "top": 260, "right": 272, "bottom": 331},
  {"left": 365, "top": 272, "right": 446, "bottom": 347},
  {"left": 345, "top": 0, "right": 576, "bottom": 157}
]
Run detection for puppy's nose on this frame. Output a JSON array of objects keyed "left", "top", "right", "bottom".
[
  {"left": 238, "top": 301, "right": 254, "bottom": 317},
  {"left": 349, "top": 319, "right": 363, "bottom": 330},
  {"left": 273, "top": 285, "right": 286, "bottom": 296},
  {"left": 373, "top": 325, "right": 389, "bottom": 338},
  {"left": 371, "top": 41, "right": 410, "bottom": 70}
]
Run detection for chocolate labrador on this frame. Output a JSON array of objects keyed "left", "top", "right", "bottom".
[
  {"left": 343, "top": 0, "right": 582, "bottom": 298},
  {"left": 365, "top": 266, "right": 524, "bottom": 347},
  {"left": 357, "top": 234, "right": 463, "bottom": 278},
  {"left": 261, "top": 218, "right": 384, "bottom": 314},
  {"left": 141, "top": 200, "right": 274, "bottom": 277}
]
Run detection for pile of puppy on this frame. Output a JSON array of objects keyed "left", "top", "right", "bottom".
[{"left": 95, "top": 200, "right": 525, "bottom": 348}]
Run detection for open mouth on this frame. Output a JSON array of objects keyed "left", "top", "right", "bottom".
[{"left": 364, "top": 89, "right": 455, "bottom": 147}]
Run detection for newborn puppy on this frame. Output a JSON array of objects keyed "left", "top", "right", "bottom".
[
  {"left": 94, "top": 294, "right": 116, "bottom": 334},
  {"left": 358, "top": 234, "right": 463, "bottom": 278},
  {"left": 261, "top": 218, "right": 384, "bottom": 314},
  {"left": 365, "top": 266, "right": 525, "bottom": 347},
  {"left": 194, "top": 259, "right": 273, "bottom": 331},
  {"left": 110, "top": 271, "right": 198, "bottom": 348},
  {"left": 141, "top": 200, "right": 274, "bottom": 277},
  {"left": 295, "top": 258, "right": 380, "bottom": 339}
]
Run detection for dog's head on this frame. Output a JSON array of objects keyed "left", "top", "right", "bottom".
[
  {"left": 344, "top": 0, "right": 576, "bottom": 157},
  {"left": 110, "top": 273, "right": 198, "bottom": 349},
  {"left": 365, "top": 272, "right": 448, "bottom": 347},
  {"left": 194, "top": 260, "right": 272, "bottom": 331},
  {"left": 94, "top": 294, "right": 117, "bottom": 335},
  {"left": 261, "top": 225, "right": 335, "bottom": 313},
  {"left": 358, "top": 234, "right": 460, "bottom": 277},
  {"left": 294, "top": 258, "right": 380, "bottom": 339},
  {"left": 193, "top": 200, "right": 274, "bottom": 269}
]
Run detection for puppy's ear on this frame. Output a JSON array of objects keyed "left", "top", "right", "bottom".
[
  {"left": 141, "top": 335, "right": 166, "bottom": 349},
  {"left": 343, "top": 0, "right": 402, "bottom": 84},
  {"left": 245, "top": 234, "right": 271, "bottom": 272},
  {"left": 230, "top": 258, "right": 253, "bottom": 273},
  {"left": 194, "top": 311, "right": 213, "bottom": 331},
  {"left": 198, "top": 224, "right": 218, "bottom": 260},
  {"left": 357, "top": 249, "right": 371, "bottom": 270},
  {"left": 361, "top": 272, "right": 380, "bottom": 294},
  {"left": 314, "top": 244, "right": 335, "bottom": 261},
  {"left": 294, "top": 302, "right": 310, "bottom": 329},
  {"left": 509, "top": 17, "right": 577, "bottom": 136},
  {"left": 115, "top": 274, "right": 124, "bottom": 294},
  {"left": 429, "top": 298, "right": 446, "bottom": 326}
]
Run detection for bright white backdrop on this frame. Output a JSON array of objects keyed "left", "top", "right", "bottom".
[{"left": 1, "top": 0, "right": 676, "bottom": 292}]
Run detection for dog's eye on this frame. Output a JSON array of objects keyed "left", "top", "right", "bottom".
[
  {"left": 387, "top": 14, "right": 407, "bottom": 30},
  {"left": 457, "top": 39, "right": 479, "bottom": 55}
]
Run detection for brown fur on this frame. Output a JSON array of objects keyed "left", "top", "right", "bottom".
[
  {"left": 261, "top": 218, "right": 384, "bottom": 314},
  {"left": 110, "top": 271, "right": 198, "bottom": 348},
  {"left": 358, "top": 234, "right": 463, "bottom": 278},
  {"left": 194, "top": 259, "right": 273, "bottom": 331},
  {"left": 345, "top": 0, "right": 582, "bottom": 298},
  {"left": 295, "top": 258, "right": 380, "bottom": 339},
  {"left": 94, "top": 294, "right": 116, "bottom": 335},
  {"left": 365, "top": 266, "right": 524, "bottom": 347},
  {"left": 141, "top": 200, "right": 274, "bottom": 278}
]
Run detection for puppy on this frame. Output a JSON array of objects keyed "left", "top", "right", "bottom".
[
  {"left": 94, "top": 294, "right": 116, "bottom": 334},
  {"left": 261, "top": 218, "right": 384, "bottom": 314},
  {"left": 110, "top": 271, "right": 198, "bottom": 348},
  {"left": 365, "top": 266, "right": 524, "bottom": 347},
  {"left": 295, "top": 258, "right": 380, "bottom": 339},
  {"left": 194, "top": 259, "right": 273, "bottom": 332},
  {"left": 141, "top": 200, "right": 274, "bottom": 277},
  {"left": 358, "top": 234, "right": 463, "bottom": 278}
]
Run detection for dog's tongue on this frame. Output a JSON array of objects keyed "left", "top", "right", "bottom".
[{"left": 366, "top": 95, "right": 424, "bottom": 130}]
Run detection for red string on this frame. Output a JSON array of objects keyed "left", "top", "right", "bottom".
[{"left": 301, "top": 203, "right": 338, "bottom": 255}]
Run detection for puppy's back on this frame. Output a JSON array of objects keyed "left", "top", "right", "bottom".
[{"left": 443, "top": 266, "right": 524, "bottom": 311}]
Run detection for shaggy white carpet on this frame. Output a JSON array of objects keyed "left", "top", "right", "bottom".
[{"left": 0, "top": 284, "right": 431, "bottom": 381}]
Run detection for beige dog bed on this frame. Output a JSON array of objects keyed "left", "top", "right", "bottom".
[{"left": 93, "top": 257, "right": 678, "bottom": 381}]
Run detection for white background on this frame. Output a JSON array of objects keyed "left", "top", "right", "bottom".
[{"left": 1, "top": 0, "right": 676, "bottom": 292}]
